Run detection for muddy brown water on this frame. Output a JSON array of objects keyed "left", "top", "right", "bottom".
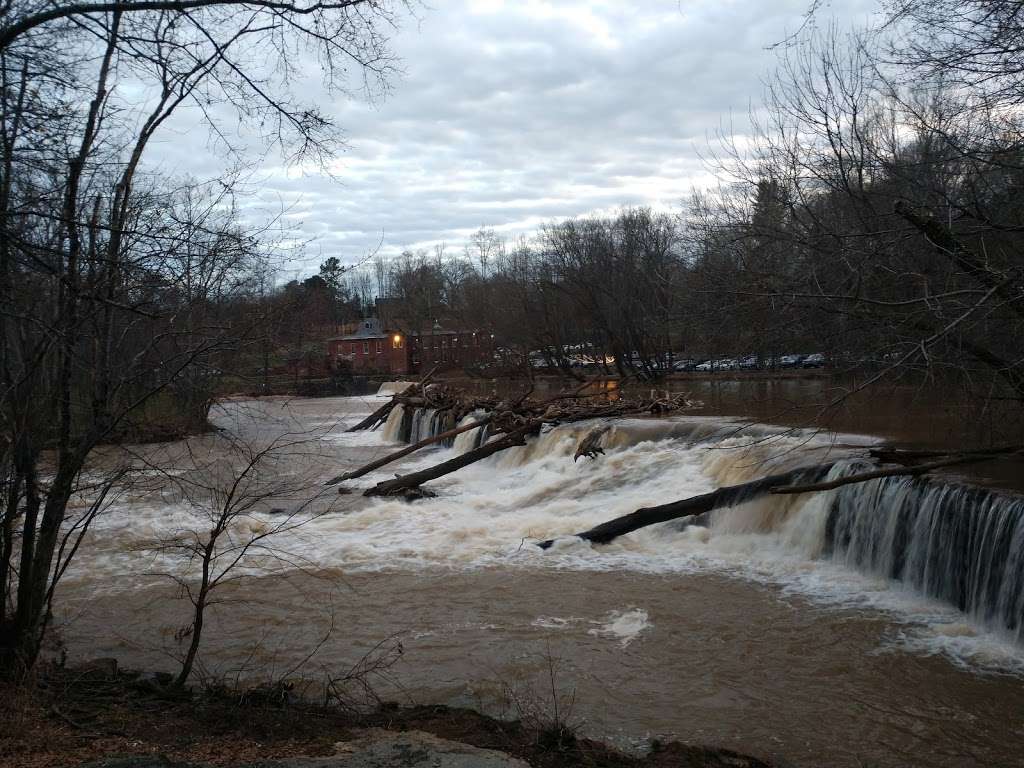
[
  {"left": 470, "top": 374, "right": 1024, "bottom": 491},
  {"left": 62, "top": 568, "right": 1024, "bottom": 768},
  {"left": 54, "top": 388, "right": 1024, "bottom": 768}
]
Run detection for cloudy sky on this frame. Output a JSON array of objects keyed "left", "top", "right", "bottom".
[{"left": 147, "top": 0, "right": 877, "bottom": 275}]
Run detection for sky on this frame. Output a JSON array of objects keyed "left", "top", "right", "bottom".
[{"left": 143, "top": 0, "right": 878, "bottom": 276}]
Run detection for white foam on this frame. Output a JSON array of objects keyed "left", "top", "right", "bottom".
[
  {"left": 588, "top": 608, "right": 651, "bottom": 647},
  {"left": 532, "top": 615, "right": 586, "bottom": 630},
  {"left": 377, "top": 381, "right": 415, "bottom": 397},
  {"left": 62, "top": 394, "right": 1024, "bottom": 677}
]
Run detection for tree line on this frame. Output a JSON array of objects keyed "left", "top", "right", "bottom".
[{"left": 315, "top": 2, "right": 1024, "bottom": 391}]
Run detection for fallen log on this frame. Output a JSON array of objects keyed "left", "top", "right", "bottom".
[
  {"left": 539, "top": 446, "right": 1024, "bottom": 548},
  {"left": 345, "top": 366, "right": 437, "bottom": 432},
  {"left": 364, "top": 422, "right": 539, "bottom": 497},
  {"left": 536, "top": 464, "right": 832, "bottom": 549},
  {"left": 770, "top": 448, "right": 1024, "bottom": 494},
  {"left": 345, "top": 398, "right": 401, "bottom": 433},
  {"left": 865, "top": 444, "right": 1024, "bottom": 469},
  {"left": 325, "top": 415, "right": 493, "bottom": 485}
]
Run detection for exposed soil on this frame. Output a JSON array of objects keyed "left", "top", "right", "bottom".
[{"left": 2, "top": 665, "right": 772, "bottom": 768}]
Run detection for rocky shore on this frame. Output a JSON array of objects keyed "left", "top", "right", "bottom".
[{"left": 4, "top": 664, "right": 772, "bottom": 768}]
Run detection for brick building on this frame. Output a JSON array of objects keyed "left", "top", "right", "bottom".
[
  {"left": 409, "top": 322, "right": 493, "bottom": 371},
  {"left": 326, "top": 318, "right": 494, "bottom": 375},
  {"left": 326, "top": 318, "right": 411, "bottom": 374}
]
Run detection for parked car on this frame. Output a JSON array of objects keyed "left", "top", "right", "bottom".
[
  {"left": 672, "top": 358, "right": 699, "bottom": 372},
  {"left": 695, "top": 360, "right": 715, "bottom": 372},
  {"left": 801, "top": 352, "right": 826, "bottom": 368},
  {"left": 779, "top": 354, "right": 805, "bottom": 368},
  {"left": 738, "top": 355, "right": 759, "bottom": 370}
]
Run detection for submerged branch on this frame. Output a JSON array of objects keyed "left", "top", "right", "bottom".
[{"left": 540, "top": 445, "right": 1024, "bottom": 548}]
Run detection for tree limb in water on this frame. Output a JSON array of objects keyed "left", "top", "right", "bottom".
[
  {"left": 540, "top": 445, "right": 1024, "bottom": 548},
  {"left": 867, "top": 444, "right": 1024, "bottom": 465},
  {"left": 364, "top": 422, "right": 539, "bottom": 497},
  {"left": 536, "top": 464, "right": 833, "bottom": 549},
  {"left": 574, "top": 425, "right": 610, "bottom": 462},
  {"left": 326, "top": 415, "right": 492, "bottom": 485},
  {"left": 772, "top": 447, "right": 1024, "bottom": 494},
  {"left": 345, "top": 366, "right": 437, "bottom": 433}
]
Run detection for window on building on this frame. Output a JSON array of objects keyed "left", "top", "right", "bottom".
[
  {"left": 392, "top": 335, "right": 403, "bottom": 350},
  {"left": 376, "top": 340, "right": 383, "bottom": 354},
  {"left": 362, "top": 341, "right": 369, "bottom": 354},
  {"left": 351, "top": 343, "right": 357, "bottom": 354}
]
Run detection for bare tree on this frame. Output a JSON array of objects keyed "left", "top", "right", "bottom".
[
  {"left": 0, "top": 0, "right": 407, "bottom": 675},
  {"left": 142, "top": 426, "right": 338, "bottom": 688}
]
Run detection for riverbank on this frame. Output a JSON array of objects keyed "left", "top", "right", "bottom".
[
  {"left": 2, "top": 664, "right": 770, "bottom": 768},
  {"left": 49, "top": 394, "right": 1024, "bottom": 767}
]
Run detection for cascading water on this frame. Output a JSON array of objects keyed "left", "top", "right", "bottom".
[
  {"left": 381, "top": 403, "right": 407, "bottom": 442},
  {"left": 825, "top": 466, "right": 1024, "bottom": 640},
  {"left": 390, "top": 404, "right": 1024, "bottom": 643},
  {"left": 404, "top": 407, "right": 430, "bottom": 443},
  {"left": 382, "top": 403, "right": 489, "bottom": 448},
  {"left": 56, "top": 394, "right": 1024, "bottom": 766},
  {"left": 452, "top": 410, "right": 490, "bottom": 453}
]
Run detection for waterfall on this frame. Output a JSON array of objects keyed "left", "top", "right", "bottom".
[
  {"left": 387, "top": 404, "right": 461, "bottom": 445},
  {"left": 377, "top": 405, "right": 1024, "bottom": 639},
  {"left": 452, "top": 410, "right": 490, "bottom": 454},
  {"left": 408, "top": 407, "right": 435, "bottom": 444},
  {"left": 825, "top": 466, "right": 1024, "bottom": 639},
  {"left": 707, "top": 457, "right": 1024, "bottom": 639},
  {"left": 381, "top": 403, "right": 406, "bottom": 442}
]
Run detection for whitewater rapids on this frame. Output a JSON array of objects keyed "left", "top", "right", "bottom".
[{"left": 54, "top": 392, "right": 1024, "bottom": 767}]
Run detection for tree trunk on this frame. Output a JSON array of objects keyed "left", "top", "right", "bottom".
[
  {"left": 364, "top": 422, "right": 537, "bottom": 497},
  {"left": 537, "top": 464, "right": 833, "bottom": 548},
  {"left": 328, "top": 415, "right": 492, "bottom": 485},
  {"left": 346, "top": 367, "right": 437, "bottom": 433}
]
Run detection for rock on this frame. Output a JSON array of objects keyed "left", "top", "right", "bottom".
[
  {"left": 80, "top": 657, "right": 118, "bottom": 680},
  {"left": 131, "top": 670, "right": 177, "bottom": 695},
  {"left": 386, "top": 486, "right": 437, "bottom": 502},
  {"left": 248, "top": 729, "right": 529, "bottom": 768}
]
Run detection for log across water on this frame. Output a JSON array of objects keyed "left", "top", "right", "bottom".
[
  {"left": 364, "top": 423, "right": 537, "bottom": 497},
  {"left": 537, "top": 464, "right": 833, "bottom": 548}
]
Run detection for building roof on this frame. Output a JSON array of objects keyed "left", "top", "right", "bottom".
[{"left": 329, "top": 317, "right": 391, "bottom": 341}]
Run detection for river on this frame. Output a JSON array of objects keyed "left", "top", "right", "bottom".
[{"left": 56, "top": 387, "right": 1024, "bottom": 767}]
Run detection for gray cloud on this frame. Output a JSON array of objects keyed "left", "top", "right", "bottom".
[{"left": 141, "top": 0, "right": 878, "bottom": 275}]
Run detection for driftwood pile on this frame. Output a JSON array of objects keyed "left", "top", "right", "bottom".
[{"left": 329, "top": 380, "right": 692, "bottom": 498}]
